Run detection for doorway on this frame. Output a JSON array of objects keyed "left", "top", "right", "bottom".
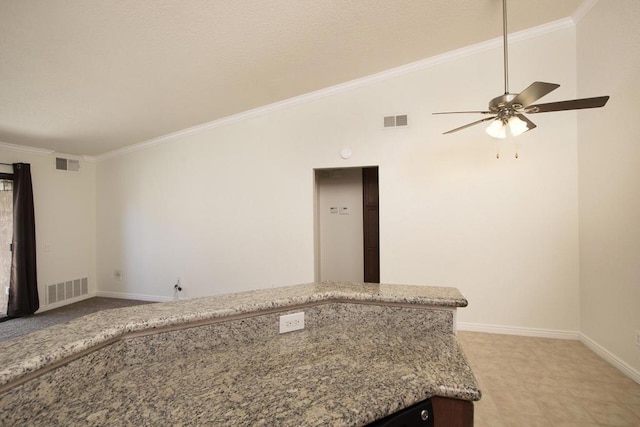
[
  {"left": 314, "top": 166, "right": 379, "bottom": 283},
  {"left": 0, "top": 173, "right": 13, "bottom": 318}
]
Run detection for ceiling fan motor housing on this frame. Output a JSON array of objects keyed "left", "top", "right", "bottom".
[
  {"left": 489, "top": 93, "right": 522, "bottom": 122},
  {"left": 489, "top": 93, "right": 520, "bottom": 112}
]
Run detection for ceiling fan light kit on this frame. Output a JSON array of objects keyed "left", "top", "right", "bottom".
[
  {"left": 486, "top": 115, "right": 529, "bottom": 139},
  {"left": 434, "top": 0, "right": 609, "bottom": 139}
]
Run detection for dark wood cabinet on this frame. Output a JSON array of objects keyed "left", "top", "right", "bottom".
[
  {"left": 363, "top": 166, "right": 380, "bottom": 283},
  {"left": 368, "top": 397, "right": 473, "bottom": 427},
  {"left": 431, "top": 397, "right": 474, "bottom": 426}
]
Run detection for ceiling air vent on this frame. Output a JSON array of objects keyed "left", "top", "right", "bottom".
[
  {"left": 383, "top": 114, "right": 408, "bottom": 128},
  {"left": 55, "top": 157, "right": 80, "bottom": 172}
]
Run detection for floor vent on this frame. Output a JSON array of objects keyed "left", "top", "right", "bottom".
[
  {"left": 47, "top": 277, "right": 89, "bottom": 304},
  {"left": 55, "top": 157, "right": 80, "bottom": 172},
  {"left": 383, "top": 114, "right": 408, "bottom": 128}
]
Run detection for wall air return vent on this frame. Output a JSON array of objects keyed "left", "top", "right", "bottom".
[
  {"left": 55, "top": 157, "right": 80, "bottom": 172},
  {"left": 47, "top": 277, "right": 89, "bottom": 305},
  {"left": 383, "top": 114, "right": 408, "bottom": 128},
  {"left": 47, "top": 283, "right": 57, "bottom": 305}
]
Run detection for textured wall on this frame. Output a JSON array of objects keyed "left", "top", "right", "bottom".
[
  {"left": 577, "top": 0, "right": 640, "bottom": 375},
  {"left": 96, "top": 25, "right": 581, "bottom": 333},
  {"left": 0, "top": 148, "right": 96, "bottom": 312},
  {"left": 316, "top": 168, "right": 364, "bottom": 282}
]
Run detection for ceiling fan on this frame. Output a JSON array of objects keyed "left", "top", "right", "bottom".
[{"left": 433, "top": 0, "right": 609, "bottom": 138}]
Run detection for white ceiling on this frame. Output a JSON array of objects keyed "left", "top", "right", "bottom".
[{"left": 0, "top": 0, "right": 585, "bottom": 157}]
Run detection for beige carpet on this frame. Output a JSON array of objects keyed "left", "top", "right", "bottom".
[{"left": 0, "top": 297, "right": 154, "bottom": 342}]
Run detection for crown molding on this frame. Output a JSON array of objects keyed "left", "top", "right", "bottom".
[
  {"left": 82, "top": 155, "right": 98, "bottom": 163},
  {"left": 571, "top": 0, "right": 599, "bottom": 24},
  {"left": 0, "top": 141, "right": 98, "bottom": 163},
  {"left": 89, "top": 17, "right": 572, "bottom": 162},
  {"left": 0, "top": 141, "right": 54, "bottom": 156}
]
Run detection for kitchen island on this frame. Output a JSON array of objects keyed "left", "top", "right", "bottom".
[{"left": 0, "top": 282, "right": 480, "bottom": 426}]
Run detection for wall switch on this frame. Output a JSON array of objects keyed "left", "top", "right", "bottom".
[
  {"left": 279, "top": 312, "right": 305, "bottom": 333},
  {"left": 114, "top": 269, "right": 122, "bottom": 281}
]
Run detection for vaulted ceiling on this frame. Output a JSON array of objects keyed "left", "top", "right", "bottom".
[{"left": 0, "top": 0, "right": 585, "bottom": 156}]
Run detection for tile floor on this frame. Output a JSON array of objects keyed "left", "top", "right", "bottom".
[{"left": 457, "top": 332, "right": 640, "bottom": 427}]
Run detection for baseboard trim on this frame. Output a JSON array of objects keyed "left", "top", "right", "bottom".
[
  {"left": 580, "top": 333, "right": 640, "bottom": 385},
  {"left": 95, "top": 290, "right": 173, "bottom": 303},
  {"left": 457, "top": 322, "right": 580, "bottom": 340}
]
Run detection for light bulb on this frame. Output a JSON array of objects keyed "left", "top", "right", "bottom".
[
  {"left": 485, "top": 119, "right": 506, "bottom": 139},
  {"left": 508, "top": 116, "right": 528, "bottom": 137}
]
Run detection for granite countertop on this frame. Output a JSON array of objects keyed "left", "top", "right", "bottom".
[
  {"left": 0, "top": 283, "right": 480, "bottom": 426},
  {"left": 0, "top": 300, "right": 480, "bottom": 426},
  {"left": 0, "top": 281, "right": 468, "bottom": 390}
]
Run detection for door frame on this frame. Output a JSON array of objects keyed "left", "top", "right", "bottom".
[{"left": 313, "top": 166, "right": 380, "bottom": 283}]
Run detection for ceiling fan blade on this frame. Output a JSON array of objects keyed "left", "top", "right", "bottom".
[
  {"left": 443, "top": 116, "right": 496, "bottom": 134},
  {"left": 508, "top": 82, "right": 560, "bottom": 108},
  {"left": 524, "top": 96, "right": 610, "bottom": 113},
  {"left": 433, "top": 111, "right": 492, "bottom": 115}
]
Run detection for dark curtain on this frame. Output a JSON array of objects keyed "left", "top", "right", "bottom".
[{"left": 8, "top": 163, "right": 39, "bottom": 317}]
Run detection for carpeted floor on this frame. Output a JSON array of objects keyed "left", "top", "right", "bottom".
[{"left": 0, "top": 297, "right": 154, "bottom": 342}]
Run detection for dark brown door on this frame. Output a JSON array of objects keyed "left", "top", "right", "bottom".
[{"left": 362, "top": 167, "right": 380, "bottom": 283}]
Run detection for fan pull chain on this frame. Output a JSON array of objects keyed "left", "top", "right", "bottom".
[
  {"left": 496, "top": 141, "right": 500, "bottom": 159},
  {"left": 515, "top": 140, "right": 519, "bottom": 159}
]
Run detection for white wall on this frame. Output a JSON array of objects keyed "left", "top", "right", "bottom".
[
  {"left": 577, "top": 1, "right": 640, "bottom": 375},
  {"left": 316, "top": 168, "right": 364, "bottom": 282},
  {"left": 96, "top": 25, "right": 581, "bottom": 333},
  {"left": 0, "top": 146, "right": 96, "bottom": 311}
]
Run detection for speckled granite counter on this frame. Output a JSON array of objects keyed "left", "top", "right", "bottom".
[{"left": 0, "top": 282, "right": 480, "bottom": 426}]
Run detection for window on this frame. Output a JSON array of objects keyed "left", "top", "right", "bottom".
[{"left": 0, "top": 173, "right": 13, "bottom": 317}]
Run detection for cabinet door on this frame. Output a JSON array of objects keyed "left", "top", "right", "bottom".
[{"left": 362, "top": 167, "right": 379, "bottom": 283}]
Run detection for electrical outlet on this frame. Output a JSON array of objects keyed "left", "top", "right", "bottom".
[
  {"left": 279, "top": 312, "right": 305, "bottom": 333},
  {"left": 636, "top": 330, "right": 640, "bottom": 347},
  {"left": 174, "top": 278, "right": 183, "bottom": 300}
]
